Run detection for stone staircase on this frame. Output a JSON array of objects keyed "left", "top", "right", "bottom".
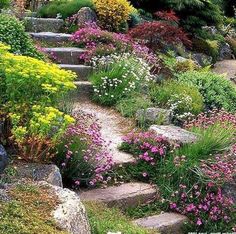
[{"left": 28, "top": 23, "right": 188, "bottom": 233}]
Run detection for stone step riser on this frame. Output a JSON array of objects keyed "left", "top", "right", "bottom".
[
  {"left": 79, "top": 183, "right": 158, "bottom": 209},
  {"left": 30, "top": 32, "right": 71, "bottom": 43},
  {"left": 133, "top": 213, "right": 188, "bottom": 234},
  {"left": 44, "top": 48, "right": 86, "bottom": 65},
  {"left": 61, "top": 65, "right": 92, "bottom": 81},
  {"left": 74, "top": 81, "right": 93, "bottom": 98},
  {"left": 25, "top": 18, "right": 64, "bottom": 33}
]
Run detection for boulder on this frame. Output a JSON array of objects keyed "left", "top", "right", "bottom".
[
  {"left": 14, "top": 163, "right": 63, "bottom": 187},
  {"left": 219, "top": 43, "right": 232, "bottom": 60},
  {"left": 149, "top": 125, "right": 198, "bottom": 144},
  {"left": 0, "top": 144, "right": 8, "bottom": 174},
  {"left": 0, "top": 181, "right": 91, "bottom": 234},
  {"left": 192, "top": 53, "right": 213, "bottom": 67},
  {"left": 45, "top": 182, "right": 91, "bottom": 234},
  {"left": 136, "top": 108, "right": 172, "bottom": 125},
  {"left": 76, "top": 7, "right": 97, "bottom": 27},
  {"left": 176, "top": 56, "right": 188, "bottom": 63},
  {"left": 24, "top": 17, "right": 64, "bottom": 33}
]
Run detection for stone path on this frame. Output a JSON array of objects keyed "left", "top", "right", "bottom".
[
  {"left": 133, "top": 213, "right": 188, "bottom": 234},
  {"left": 28, "top": 23, "right": 189, "bottom": 233},
  {"left": 213, "top": 60, "right": 236, "bottom": 84},
  {"left": 80, "top": 182, "right": 158, "bottom": 208}
]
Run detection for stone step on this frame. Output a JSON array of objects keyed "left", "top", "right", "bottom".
[
  {"left": 25, "top": 17, "right": 64, "bottom": 33},
  {"left": 79, "top": 182, "right": 158, "bottom": 209},
  {"left": 133, "top": 213, "right": 188, "bottom": 234},
  {"left": 74, "top": 81, "right": 93, "bottom": 97},
  {"left": 30, "top": 32, "right": 71, "bottom": 43},
  {"left": 60, "top": 64, "right": 92, "bottom": 81},
  {"left": 44, "top": 47, "right": 86, "bottom": 65}
]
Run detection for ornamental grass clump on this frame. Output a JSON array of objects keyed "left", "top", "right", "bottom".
[
  {"left": 90, "top": 53, "right": 155, "bottom": 106},
  {"left": 55, "top": 112, "right": 113, "bottom": 188},
  {"left": 93, "top": 0, "right": 136, "bottom": 31}
]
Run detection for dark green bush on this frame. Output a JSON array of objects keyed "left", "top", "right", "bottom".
[
  {"left": 38, "top": 0, "right": 94, "bottom": 19},
  {"left": 130, "top": 0, "right": 223, "bottom": 33},
  {"left": 0, "top": 14, "right": 43, "bottom": 59},
  {"left": 0, "top": 0, "right": 10, "bottom": 9},
  {"left": 177, "top": 70, "right": 236, "bottom": 111}
]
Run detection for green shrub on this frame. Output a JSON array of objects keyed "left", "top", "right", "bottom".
[
  {"left": 129, "top": 0, "right": 223, "bottom": 32},
  {"left": 177, "top": 70, "right": 236, "bottom": 111},
  {"left": 116, "top": 94, "right": 152, "bottom": 118},
  {"left": 38, "top": 0, "right": 94, "bottom": 19},
  {"left": 0, "top": 0, "right": 10, "bottom": 9},
  {"left": 0, "top": 14, "right": 43, "bottom": 59},
  {"left": 149, "top": 80, "right": 204, "bottom": 121}
]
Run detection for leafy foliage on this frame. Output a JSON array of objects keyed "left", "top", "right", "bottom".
[
  {"left": 38, "top": 0, "right": 94, "bottom": 19},
  {"left": 177, "top": 70, "right": 236, "bottom": 111},
  {"left": 150, "top": 80, "right": 204, "bottom": 121},
  {"left": 0, "top": 44, "right": 76, "bottom": 161},
  {"left": 0, "top": 0, "right": 10, "bottom": 9},
  {"left": 0, "top": 14, "right": 43, "bottom": 59},
  {"left": 93, "top": 0, "right": 136, "bottom": 31},
  {"left": 130, "top": 0, "right": 223, "bottom": 32},
  {"left": 129, "top": 11, "right": 191, "bottom": 51}
]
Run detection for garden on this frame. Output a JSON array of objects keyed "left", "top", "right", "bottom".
[{"left": 0, "top": 0, "right": 236, "bottom": 233}]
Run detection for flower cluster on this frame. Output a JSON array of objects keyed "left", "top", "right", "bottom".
[
  {"left": 121, "top": 130, "right": 171, "bottom": 165},
  {"left": 184, "top": 109, "right": 236, "bottom": 130},
  {"left": 71, "top": 23, "right": 161, "bottom": 68},
  {"left": 56, "top": 111, "right": 114, "bottom": 187},
  {"left": 199, "top": 152, "right": 236, "bottom": 185},
  {"left": 170, "top": 184, "right": 235, "bottom": 228},
  {"left": 90, "top": 53, "right": 155, "bottom": 106}
]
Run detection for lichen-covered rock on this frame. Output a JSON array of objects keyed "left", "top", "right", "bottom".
[
  {"left": 76, "top": 7, "right": 97, "bottom": 27},
  {"left": 192, "top": 53, "right": 213, "bottom": 66},
  {"left": 219, "top": 43, "right": 232, "bottom": 60},
  {"left": 42, "top": 182, "right": 91, "bottom": 234},
  {"left": 223, "top": 182, "right": 236, "bottom": 204},
  {"left": 0, "top": 144, "right": 8, "bottom": 174},
  {"left": 150, "top": 125, "right": 198, "bottom": 144},
  {"left": 14, "top": 163, "right": 63, "bottom": 187},
  {"left": 24, "top": 17, "right": 64, "bottom": 33},
  {"left": 136, "top": 108, "right": 172, "bottom": 125}
]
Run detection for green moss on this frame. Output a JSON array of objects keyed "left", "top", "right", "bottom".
[
  {"left": 84, "top": 201, "right": 158, "bottom": 234},
  {"left": 0, "top": 184, "right": 68, "bottom": 234}
]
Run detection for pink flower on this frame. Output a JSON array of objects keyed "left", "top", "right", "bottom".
[
  {"left": 196, "top": 218, "right": 202, "bottom": 226},
  {"left": 142, "top": 172, "right": 148, "bottom": 177}
]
